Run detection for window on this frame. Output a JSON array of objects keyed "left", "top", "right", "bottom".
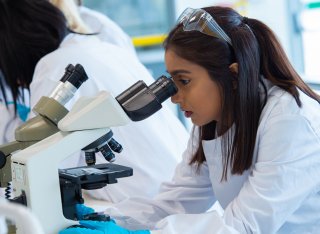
[
  {"left": 82, "top": 0, "right": 174, "bottom": 37},
  {"left": 299, "top": 1, "right": 320, "bottom": 84}
]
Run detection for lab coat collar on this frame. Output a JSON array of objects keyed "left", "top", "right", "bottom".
[{"left": 60, "top": 33, "right": 101, "bottom": 48}]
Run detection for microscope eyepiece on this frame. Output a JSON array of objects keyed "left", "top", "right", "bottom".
[
  {"left": 49, "top": 64, "right": 89, "bottom": 106},
  {"left": 67, "top": 64, "right": 88, "bottom": 89},
  {"left": 116, "top": 75, "right": 177, "bottom": 121},
  {"left": 149, "top": 75, "right": 177, "bottom": 104},
  {"left": 59, "top": 64, "right": 75, "bottom": 82}
]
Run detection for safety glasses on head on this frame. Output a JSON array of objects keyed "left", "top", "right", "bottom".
[{"left": 177, "top": 7, "right": 233, "bottom": 46}]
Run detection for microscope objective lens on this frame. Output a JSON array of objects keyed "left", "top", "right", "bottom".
[
  {"left": 85, "top": 151, "right": 96, "bottom": 165},
  {"left": 99, "top": 144, "right": 115, "bottom": 162},
  {"left": 108, "top": 138, "right": 123, "bottom": 153}
]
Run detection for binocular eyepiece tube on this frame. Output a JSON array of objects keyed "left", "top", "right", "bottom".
[
  {"left": 148, "top": 75, "right": 177, "bottom": 104},
  {"left": 116, "top": 75, "right": 177, "bottom": 121},
  {"left": 49, "top": 64, "right": 88, "bottom": 106}
]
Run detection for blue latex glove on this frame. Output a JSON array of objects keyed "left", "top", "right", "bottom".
[
  {"left": 59, "top": 220, "right": 150, "bottom": 234},
  {"left": 76, "top": 204, "right": 95, "bottom": 220},
  {"left": 59, "top": 227, "right": 103, "bottom": 234}
]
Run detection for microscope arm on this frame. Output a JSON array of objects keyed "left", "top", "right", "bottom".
[{"left": 11, "top": 90, "right": 131, "bottom": 234}]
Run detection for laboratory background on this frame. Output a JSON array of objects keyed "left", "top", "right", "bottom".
[
  {"left": 0, "top": 0, "right": 319, "bottom": 233},
  {"left": 82, "top": 0, "right": 320, "bottom": 129}
]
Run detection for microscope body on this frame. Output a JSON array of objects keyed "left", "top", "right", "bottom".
[{"left": 11, "top": 90, "right": 130, "bottom": 233}]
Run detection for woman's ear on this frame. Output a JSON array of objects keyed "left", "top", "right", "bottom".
[
  {"left": 229, "top": 63, "right": 238, "bottom": 76},
  {"left": 229, "top": 63, "right": 238, "bottom": 90}
]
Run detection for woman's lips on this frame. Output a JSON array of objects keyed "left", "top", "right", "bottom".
[{"left": 184, "top": 111, "right": 193, "bottom": 118}]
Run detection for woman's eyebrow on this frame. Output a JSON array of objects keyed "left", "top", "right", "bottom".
[{"left": 168, "top": 69, "right": 191, "bottom": 76}]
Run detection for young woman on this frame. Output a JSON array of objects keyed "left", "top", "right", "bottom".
[{"left": 61, "top": 5, "right": 320, "bottom": 234}]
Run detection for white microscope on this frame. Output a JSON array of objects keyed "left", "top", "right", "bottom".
[{"left": 0, "top": 64, "right": 177, "bottom": 234}]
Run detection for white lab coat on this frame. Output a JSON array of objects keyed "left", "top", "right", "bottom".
[
  {"left": 79, "top": 6, "right": 136, "bottom": 56},
  {"left": 105, "top": 80, "right": 320, "bottom": 233},
  {"left": 29, "top": 33, "right": 189, "bottom": 202}
]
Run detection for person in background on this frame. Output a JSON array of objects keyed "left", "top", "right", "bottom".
[
  {"left": 50, "top": 0, "right": 136, "bottom": 55},
  {"left": 61, "top": 5, "right": 320, "bottom": 234},
  {"left": 0, "top": 0, "right": 189, "bottom": 202}
]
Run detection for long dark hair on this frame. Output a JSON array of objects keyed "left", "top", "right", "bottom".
[
  {"left": 164, "top": 6, "right": 320, "bottom": 180},
  {"left": 0, "top": 0, "right": 67, "bottom": 111}
]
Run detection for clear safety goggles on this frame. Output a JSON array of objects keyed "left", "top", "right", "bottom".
[{"left": 177, "top": 7, "right": 233, "bottom": 46}]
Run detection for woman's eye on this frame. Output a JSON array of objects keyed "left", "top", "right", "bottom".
[{"left": 179, "top": 79, "right": 190, "bottom": 85}]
